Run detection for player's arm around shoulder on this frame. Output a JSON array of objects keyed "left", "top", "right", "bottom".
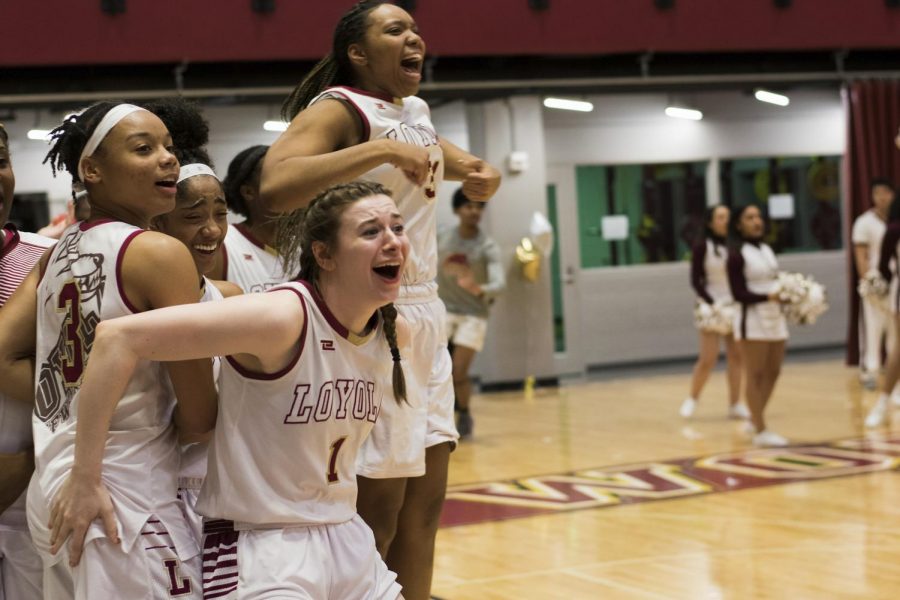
[{"left": 120, "top": 231, "right": 217, "bottom": 437}]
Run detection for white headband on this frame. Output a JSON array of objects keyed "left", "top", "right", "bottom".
[
  {"left": 77, "top": 103, "right": 148, "bottom": 181},
  {"left": 177, "top": 163, "right": 218, "bottom": 184}
]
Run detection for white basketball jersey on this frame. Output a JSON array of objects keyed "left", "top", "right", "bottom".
[
  {"left": 311, "top": 86, "right": 444, "bottom": 286},
  {"left": 177, "top": 277, "right": 224, "bottom": 486},
  {"left": 31, "top": 220, "right": 194, "bottom": 559},
  {"left": 222, "top": 223, "right": 290, "bottom": 293},
  {"left": 196, "top": 280, "right": 393, "bottom": 528},
  {"left": 0, "top": 225, "right": 54, "bottom": 529}
]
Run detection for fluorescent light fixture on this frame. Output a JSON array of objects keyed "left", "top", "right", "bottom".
[
  {"left": 27, "top": 129, "right": 52, "bottom": 141},
  {"left": 263, "top": 120, "right": 289, "bottom": 132},
  {"left": 664, "top": 106, "right": 703, "bottom": 121},
  {"left": 543, "top": 97, "right": 594, "bottom": 112},
  {"left": 754, "top": 89, "right": 790, "bottom": 107}
]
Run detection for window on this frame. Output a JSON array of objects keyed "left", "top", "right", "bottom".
[
  {"left": 719, "top": 156, "right": 843, "bottom": 252},
  {"left": 575, "top": 162, "right": 708, "bottom": 267}
]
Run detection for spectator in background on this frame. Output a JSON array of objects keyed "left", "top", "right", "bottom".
[
  {"left": 437, "top": 189, "right": 505, "bottom": 438},
  {"left": 852, "top": 179, "right": 895, "bottom": 389}
]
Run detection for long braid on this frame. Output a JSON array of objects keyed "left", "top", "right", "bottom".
[
  {"left": 379, "top": 303, "right": 407, "bottom": 404},
  {"left": 280, "top": 1, "right": 385, "bottom": 121},
  {"left": 276, "top": 208, "right": 308, "bottom": 278}
]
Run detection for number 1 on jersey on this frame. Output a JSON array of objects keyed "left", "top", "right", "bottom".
[{"left": 326, "top": 436, "right": 348, "bottom": 484}]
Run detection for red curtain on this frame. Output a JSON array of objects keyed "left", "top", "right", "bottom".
[{"left": 845, "top": 80, "right": 900, "bottom": 366}]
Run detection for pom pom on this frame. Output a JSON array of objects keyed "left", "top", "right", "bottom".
[
  {"left": 858, "top": 270, "right": 889, "bottom": 304},
  {"left": 694, "top": 300, "right": 736, "bottom": 335},
  {"left": 775, "top": 271, "right": 829, "bottom": 325}
]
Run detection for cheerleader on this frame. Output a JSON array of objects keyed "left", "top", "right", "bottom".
[
  {"left": 726, "top": 205, "right": 789, "bottom": 447},
  {"left": 865, "top": 216, "right": 900, "bottom": 427},
  {"left": 681, "top": 205, "right": 746, "bottom": 420}
]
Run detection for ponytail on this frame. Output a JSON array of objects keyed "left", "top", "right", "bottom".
[{"left": 379, "top": 303, "right": 407, "bottom": 404}]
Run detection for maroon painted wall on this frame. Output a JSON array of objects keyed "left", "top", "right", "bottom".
[{"left": 3, "top": 0, "right": 900, "bottom": 67}]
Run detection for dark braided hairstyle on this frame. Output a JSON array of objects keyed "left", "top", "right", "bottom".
[
  {"left": 298, "top": 180, "right": 407, "bottom": 403},
  {"left": 44, "top": 101, "right": 119, "bottom": 182},
  {"left": 281, "top": 1, "right": 386, "bottom": 120},
  {"left": 0, "top": 122, "right": 8, "bottom": 146},
  {"left": 223, "top": 145, "right": 268, "bottom": 219}
]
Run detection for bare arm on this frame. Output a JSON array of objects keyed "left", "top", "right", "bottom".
[
  {"left": 440, "top": 138, "right": 502, "bottom": 202},
  {"left": 50, "top": 288, "right": 305, "bottom": 564},
  {"left": 0, "top": 263, "right": 42, "bottom": 404},
  {"left": 853, "top": 244, "right": 869, "bottom": 280},
  {"left": 261, "top": 99, "right": 430, "bottom": 213}
]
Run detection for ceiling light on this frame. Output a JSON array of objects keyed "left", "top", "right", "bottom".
[
  {"left": 543, "top": 97, "right": 593, "bottom": 112},
  {"left": 263, "top": 120, "right": 288, "bottom": 132},
  {"left": 664, "top": 106, "right": 703, "bottom": 121},
  {"left": 754, "top": 89, "right": 790, "bottom": 107},
  {"left": 27, "top": 129, "right": 52, "bottom": 141}
]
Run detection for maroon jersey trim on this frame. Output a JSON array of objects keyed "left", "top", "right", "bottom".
[
  {"left": 224, "top": 286, "right": 308, "bottom": 381},
  {"left": 115, "top": 229, "right": 146, "bottom": 314},
  {"left": 296, "top": 279, "right": 377, "bottom": 341}
]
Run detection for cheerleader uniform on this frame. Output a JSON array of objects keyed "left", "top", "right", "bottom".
[
  {"left": 691, "top": 237, "right": 732, "bottom": 305},
  {"left": 727, "top": 240, "right": 788, "bottom": 341},
  {"left": 879, "top": 223, "right": 900, "bottom": 315}
]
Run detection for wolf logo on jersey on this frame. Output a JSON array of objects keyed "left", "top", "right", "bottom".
[{"left": 35, "top": 228, "right": 106, "bottom": 432}]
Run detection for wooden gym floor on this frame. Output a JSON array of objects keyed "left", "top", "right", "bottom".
[{"left": 431, "top": 353, "right": 900, "bottom": 599}]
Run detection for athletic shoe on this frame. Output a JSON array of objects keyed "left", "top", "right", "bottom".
[
  {"left": 679, "top": 397, "right": 697, "bottom": 419},
  {"left": 727, "top": 403, "right": 751, "bottom": 420},
  {"left": 456, "top": 411, "right": 474, "bottom": 439},
  {"left": 753, "top": 430, "right": 789, "bottom": 447},
  {"left": 860, "top": 372, "right": 878, "bottom": 390},
  {"left": 865, "top": 397, "right": 890, "bottom": 428}
]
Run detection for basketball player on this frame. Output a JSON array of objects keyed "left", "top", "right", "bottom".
[
  {"left": 209, "top": 145, "right": 292, "bottom": 291},
  {"left": 0, "top": 102, "right": 216, "bottom": 598},
  {"left": 852, "top": 179, "right": 895, "bottom": 389},
  {"left": 727, "top": 205, "right": 789, "bottom": 447},
  {"left": 681, "top": 205, "right": 746, "bottom": 420},
  {"left": 436, "top": 188, "right": 505, "bottom": 438},
  {"left": 49, "top": 181, "right": 408, "bottom": 599},
  {"left": 261, "top": 4, "right": 501, "bottom": 597},
  {"left": 0, "top": 121, "right": 54, "bottom": 600}
]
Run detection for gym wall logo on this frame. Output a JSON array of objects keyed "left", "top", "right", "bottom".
[{"left": 439, "top": 436, "right": 900, "bottom": 528}]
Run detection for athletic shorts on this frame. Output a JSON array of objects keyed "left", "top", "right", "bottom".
[
  {"left": 42, "top": 519, "right": 201, "bottom": 599},
  {"left": 356, "top": 282, "right": 458, "bottom": 478},
  {"left": 446, "top": 312, "right": 488, "bottom": 353},
  {"left": 201, "top": 515, "right": 401, "bottom": 599},
  {"left": 0, "top": 527, "right": 42, "bottom": 600}
]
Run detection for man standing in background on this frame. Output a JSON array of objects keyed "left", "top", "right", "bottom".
[{"left": 438, "top": 189, "right": 506, "bottom": 438}]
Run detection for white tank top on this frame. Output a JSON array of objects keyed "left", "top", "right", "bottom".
[
  {"left": 0, "top": 226, "right": 54, "bottom": 529},
  {"left": 196, "top": 280, "right": 393, "bottom": 528},
  {"left": 310, "top": 86, "right": 444, "bottom": 287},
  {"left": 31, "top": 220, "right": 194, "bottom": 559},
  {"left": 222, "top": 223, "right": 290, "bottom": 293}
]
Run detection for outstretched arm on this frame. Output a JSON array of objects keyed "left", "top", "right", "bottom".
[
  {"left": 261, "top": 99, "right": 430, "bottom": 213},
  {"left": 49, "top": 287, "right": 306, "bottom": 566}
]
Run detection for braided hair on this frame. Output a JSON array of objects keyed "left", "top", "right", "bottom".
[
  {"left": 298, "top": 180, "right": 406, "bottom": 403},
  {"left": 281, "top": 1, "right": 385, "bottom": 120},
  {"left": 0, "top": 122, "right": 8, "bottom": 146}
]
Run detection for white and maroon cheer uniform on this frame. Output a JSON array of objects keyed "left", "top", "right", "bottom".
[
  {"left": 853, "top": 209, "right": 893, "bottom": 374},
  {"left": 220, "top": 223, "right": 290, "bottom": 293},
  {"left": 727, "top": 241, "right": 788, "bottom": 341},
  {"left": 310, "top": 85, "right": 456, "bottom": 478},
  {"left": 198, "top": 281, "right": 400, "bottom": 599},
  {"left": 0, "top": 224, "right": 54, "bottom": 600},
  {"left": 691, "top": 237, "right": 732, "bottom": 305},
  {"left": 29, "top": 220, "right": 200, "bottom": 599}
]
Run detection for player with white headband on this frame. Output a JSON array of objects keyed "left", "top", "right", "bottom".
[{"left": 0, "top": 100, "right": 216, "bottom": 598}]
